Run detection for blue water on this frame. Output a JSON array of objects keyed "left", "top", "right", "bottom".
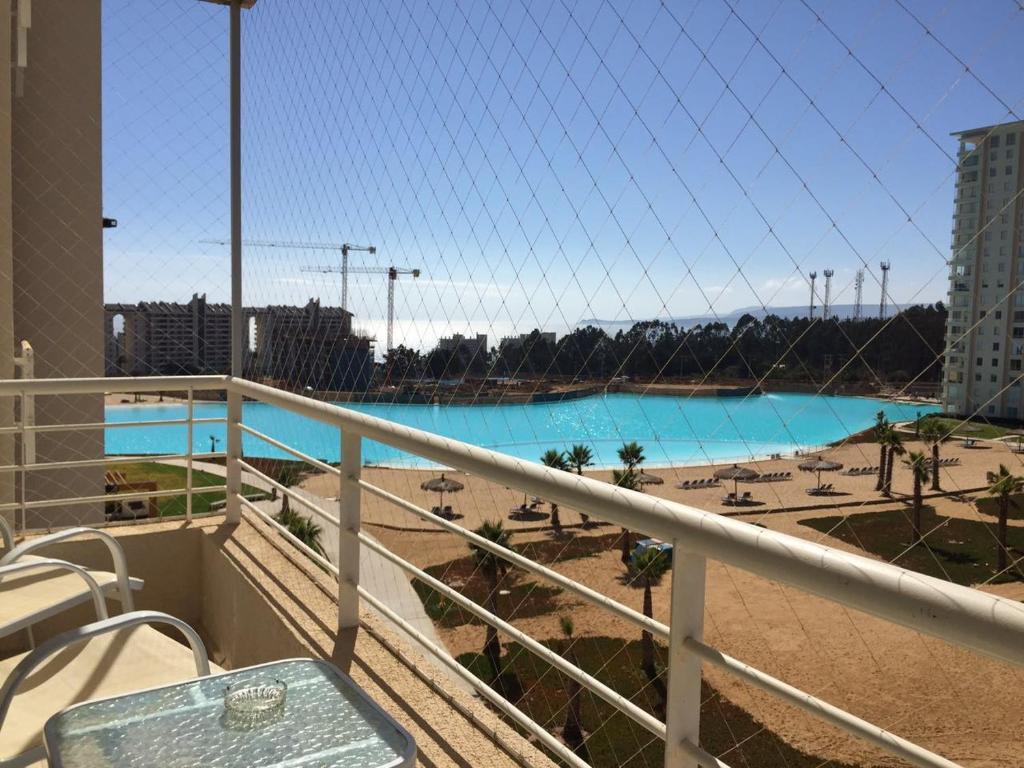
[{"left": 104, "top": 393, "right": 937, "bottom": 469}]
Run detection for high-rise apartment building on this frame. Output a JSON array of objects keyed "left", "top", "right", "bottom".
[
  {"left": 252, "top": 299, "right": 374, "bottom": 391},
  {"left": 105, "top": 294, "right": 233, "bottom": 376},
  {"left": 942, "top": 120, "right": 1024, "bottom": 419}
]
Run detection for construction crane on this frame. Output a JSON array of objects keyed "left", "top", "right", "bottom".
[
  {"left": 302, "top": 264, "right": 421, "bottom": 352},
  {"left": 198, "top": 238, "right": 376, "bottom": 311}
]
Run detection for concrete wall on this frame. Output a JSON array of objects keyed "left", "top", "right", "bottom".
[
  {"left": 0, "top": 0, "right": 14, "bottom": 529},
  {"left": 10, "top": 0, "right": 105, "bottom": 527},
  {"left": 0, "top": 520, "right": 312, "bottom": 668}
]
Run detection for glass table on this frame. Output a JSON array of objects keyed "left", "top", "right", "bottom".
[{"left": 44, "top": 658, "right": 416, "bottom": 768}]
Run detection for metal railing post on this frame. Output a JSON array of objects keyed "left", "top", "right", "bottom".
[
  {"left": 186, "top": 389, "right": 194, "bottom": 523},
  {"left": 14, "top": 343, "right": 34, "bottom": 534},
  {"left": 664, "top": 550, "right": 707, "bottom": 768},
  {"left": 338, "top": 429, "right": 361, "bottom": 629},
  {"left": 17, "top": 389, "right": 26, "bottom": 534},
  {"left": 225, "top": 389, "right": 242, "bottom": 524}
]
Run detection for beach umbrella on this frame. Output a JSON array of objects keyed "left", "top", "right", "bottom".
[
  {"left": 420, "top": 473, "right": 464, "bottom": 511},
  {"left": 798, "top": 458, "right": 843, "bottom": 489},
  {"left": 714, "top": 464, "right": 760, "bottom": 495},
  {"left": 634, "top": 472, "right": 664, "bottom": 491}
]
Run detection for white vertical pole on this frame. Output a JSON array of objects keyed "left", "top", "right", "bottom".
[
  {"left": 338, "top": 429, "right": 361, "bottom": 629},
  {"left": 17, "top": 388, "right": 26, "bottom": 534},
  {"left": 225, "top": 0, "right": 243, "bottom": 525},
  {"left": 186, "top": 388, "right": 194, "bottom": 523},
  {"left": 664, "top": 550, "right": 707, "bottom": 768},
  {"left": 226, "top": 390, "right": 242, "bottom": 523},
  {"left": 229, "top": 0, "right": 242, "bottom": 379}
]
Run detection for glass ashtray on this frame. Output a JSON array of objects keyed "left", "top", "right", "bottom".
[{"left": 223, "top": 679, "right": 287, "bottom": 727}]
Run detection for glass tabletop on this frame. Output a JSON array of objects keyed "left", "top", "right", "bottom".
[{"left": 44, "top": 658, "right": 415, "bottom": 768}]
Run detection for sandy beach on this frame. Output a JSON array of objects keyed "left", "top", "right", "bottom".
[{"left": 299, "top": 435, "right": 1024, "bottom": 766}]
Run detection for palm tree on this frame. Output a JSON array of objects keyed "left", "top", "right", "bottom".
[
  {"left": 540, "top": 449, "right": 569, "bottom": 534},
  {"left": 565, "top": 444, "right": 594, "bottom": 527},
  {"left": 903, "top": 451, "right": 929, "bottom": 544},
  {"left": 882, "top": 427, "right": 905, "bottom": 496},
  {"left": 985, "top": 465, "right": 1024, "bottom": 572},
  {"left": 470, "top": 521, "right": 512, "bottom": 680},
  {"left": 274, "top": 504, "right": 326, "bottom": 557},
  {"left": 614, "top": 442, "right": 645, "bottom": 563},
  {"left": 874, "top": 412, "right": 889, "bottom": 492},
  {"left": 612, "top": 468, "right": 637, "bottom": 564},
  {"left": 558, "top": 615, "right": 585, "bottom": 753},
  {"left": 627, "top": 547, "right": 671, "bottom": 679},
  {"left": 617, "top": 441, "right": 645, "bottom": 471},
  {"left": 919, "top": 420, "right": 945, "bottom": 492}
]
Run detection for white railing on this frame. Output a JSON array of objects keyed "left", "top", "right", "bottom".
[
  {"left": 1, "top": 375, "right": 1023, "bottom": 768},
  {"left": 0, "top": 375, "right": 227, "bottom": 529}
]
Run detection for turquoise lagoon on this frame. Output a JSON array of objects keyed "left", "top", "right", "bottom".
[{"left": 104, "top": 392, "right": 937, "bottom": 469}]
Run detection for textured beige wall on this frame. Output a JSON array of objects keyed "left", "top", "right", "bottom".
[
  {"left": 0, "top": 0, "right": 14, "bottom": 528},
  {"left": 11, "top": 0, "right": 104, "bottom": 527},
  {"left": 199, "top": 529, "right": 312, "bottom": 668}
]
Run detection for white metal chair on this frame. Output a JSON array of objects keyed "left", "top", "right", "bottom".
[
  {"left": 0, "top": 610, "right": 218, "bottom": 768},
  {"left": 0, "top": 519, "right": 143, "bottom": 640}
]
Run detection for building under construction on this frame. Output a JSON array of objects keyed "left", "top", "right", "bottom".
[{"left": 250, "top": 299, "right": 374, "bottom": 391}]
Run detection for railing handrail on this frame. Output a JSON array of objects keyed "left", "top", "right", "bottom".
[
  {"left": 0, "top": 375, "right": 229, "bottom": 396},
  {"left": 224, "top": 376, "right": 1024, "bottom": 670},
  {"left": 5, "top": 374, "right": 1024, "bottom": 669}
]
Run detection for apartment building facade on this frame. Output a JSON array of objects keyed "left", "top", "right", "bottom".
[
  {"left": 436, "top": 333, "right": 487, "bottom": 356},
  {"left": 942, "top": 120, "right": 1024, "bottom": 419},
  {"left": 252, "top": 299, "right": 374, "bottom": 391},
  {"left": 105, "top": 294, "right": 233, "bottom": 375}
]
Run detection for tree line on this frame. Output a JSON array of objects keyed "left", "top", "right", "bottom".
[{"left": 383, "top": 303, "right": 947, "bottom": 387}]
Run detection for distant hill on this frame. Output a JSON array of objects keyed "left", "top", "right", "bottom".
[{"left": 578, "top": 303, "right": 901, "bottom": 332}]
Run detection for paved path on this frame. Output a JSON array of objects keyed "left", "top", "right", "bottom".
[{"left": 160, "top": 459, "right": 470, "bottom": 692}]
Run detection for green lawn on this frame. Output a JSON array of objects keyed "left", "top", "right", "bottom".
[
  {"left": 106, "top": 461, "right": 266, "bottom": 518},
  {"left": 918, "top": 414, "right": 1016, "bottom": 440},
  {"left": 457, "top": 637, "right": 855, "bottom": 768},
  {"left": 799, "top": 506, "right": 1024, "bottom": 585}
]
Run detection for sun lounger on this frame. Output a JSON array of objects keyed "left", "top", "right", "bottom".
[
  {"left": 0, "top": 610, "right": 222, "bottom": 766},
  {"left": 442, "top": 505, "right": 454, "bottom": 519},
  {"left": 721, "top": 493, "right": 736, "bottom": 505},
  {"left": 0, "top": 525, "right": 143, "bottom": 640},
  {"left": 430, "top": 505, "right": 442, "bottom": 516},
  {"left": 741, "top": 491, "right": 752, "bottom": 502}
]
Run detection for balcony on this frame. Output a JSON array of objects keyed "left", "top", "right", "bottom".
[{"left": 2, "top": 375, "right": 1024, "bottom": 768}]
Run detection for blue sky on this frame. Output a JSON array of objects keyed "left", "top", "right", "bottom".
[{"left": 101, "top": 0, "right": 1024, "bottom": 349}]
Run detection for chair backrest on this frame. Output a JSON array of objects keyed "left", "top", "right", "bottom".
[{"left": 0, "top": 517, "right": 11, "bottom": 553}]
